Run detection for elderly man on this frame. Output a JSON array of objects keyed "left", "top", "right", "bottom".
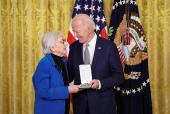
[{"left": 68, "top": 14, "right": 124, "bottom": 114}]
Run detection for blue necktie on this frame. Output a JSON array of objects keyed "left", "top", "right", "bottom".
[{"left": 84, "top": 44, "right": 90, "bottom": 64}]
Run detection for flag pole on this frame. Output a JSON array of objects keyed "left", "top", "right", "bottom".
[
  {"left": 124, "top": 0, "right": 130, "bottom": 45},
  {"left": 91, "top": 0, "right": 94, "bottom": 20}
]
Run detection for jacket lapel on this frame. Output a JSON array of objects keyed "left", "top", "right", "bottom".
[
  {"left": 78, "top": 43, "right": 84, "bottom": 64},
  {"left": 92, "top": 37, "right": 102, "bottom": 69},
  {"left": 62, "top": 57, "right": 69, "bottom": 83},
  {"left": 46, "top": 54, "right": 64, "bottom": 86}
]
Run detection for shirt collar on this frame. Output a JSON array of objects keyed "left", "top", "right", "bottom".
[
  {"left": 84, "top": 33, "right": 97, "bottom": 48},
  {"left": 46, "top": 54, "right": 66, "bottom": 66}
]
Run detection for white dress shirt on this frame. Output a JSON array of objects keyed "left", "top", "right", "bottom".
[
  {"left": 83, "top": 33, "right": 97, "bottom": 64},
  {"left": 83, "top": 33, "right": 101, "bottom": 89}
]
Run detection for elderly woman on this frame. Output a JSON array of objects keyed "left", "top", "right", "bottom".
[{"left": 32, "top": 30, "right": 79, "bottom": 114}]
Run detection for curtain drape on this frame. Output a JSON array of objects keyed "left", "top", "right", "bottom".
[{"left": 0, "top": 0, "right": 169, "bottom": 114}]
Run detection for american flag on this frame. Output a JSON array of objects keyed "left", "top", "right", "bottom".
[{"left": 66, "top": 0, "right": 108, "bottom": 60}]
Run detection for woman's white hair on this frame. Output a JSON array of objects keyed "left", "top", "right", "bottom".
[{"left": 41, "top": 30, "right": 62, "bottom": 54}]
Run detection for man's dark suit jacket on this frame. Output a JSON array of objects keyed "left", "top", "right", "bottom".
[{"left": 68, "top": 36, "right": 124, "bottom": 114}]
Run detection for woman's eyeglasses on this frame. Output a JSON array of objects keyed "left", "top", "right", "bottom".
[{"left": 56, "top": 39, "right": 66, "bottom": 44}]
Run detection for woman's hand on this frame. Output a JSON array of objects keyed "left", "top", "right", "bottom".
[{"left": 68, "top": 85, "right": 80, "bottom": 93}]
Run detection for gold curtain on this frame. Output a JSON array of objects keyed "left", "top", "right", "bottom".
[{"left": 0, "top": 0, "right": 170, "bottom": 114}]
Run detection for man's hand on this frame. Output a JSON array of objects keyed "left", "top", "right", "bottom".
[
  {"left": 89, "top": 79, "right": 99, "bottom": 89},
  {"left": 68, "top": 85, "right": 79, "bottom": 93}
]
